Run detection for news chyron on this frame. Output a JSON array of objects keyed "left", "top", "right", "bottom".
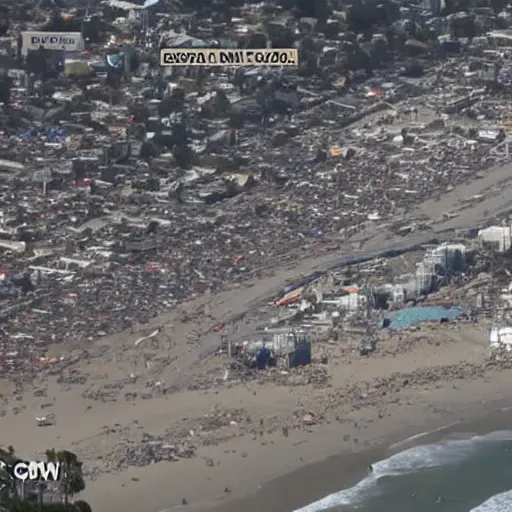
[{"left": 160, "top": 48, "right": 298, "bottom": 67}]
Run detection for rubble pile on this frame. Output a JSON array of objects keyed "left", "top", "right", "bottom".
[
  {"left": 79, "top": 376, "right": 170, "bottom": 402},
  {"left": 119, "top": 435, "right": 196, "bottom": 467},
  {"left": 255, "top": 365, "right": 330, "bottom": 387},
  {"left": 83, "top": 432, "right": 197, "bottom": 479},
  {"left": 80, "top": 407, "right": 253, "bottom": 477},
  {"left": 320, "top": 362, "right": 489, "bottom": 413},
  {"left": 175, "top": 405, "right": 252, "bottom": 435}
]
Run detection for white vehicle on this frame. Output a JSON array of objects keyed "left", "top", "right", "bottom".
[{"left": 36, "top": 413, "right": 56, "bottom": 427}]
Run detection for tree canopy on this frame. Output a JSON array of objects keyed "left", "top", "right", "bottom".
[
  {"left": 0, "top": 446, "right": 90, "bottom": 512},
  {"left": 45, "top": 449, "right": 86, "bottom": 506}
]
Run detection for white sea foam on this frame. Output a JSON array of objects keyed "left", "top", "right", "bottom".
[
  {"left": 470, "top": 489, "right": 512, "bottom": 511},
  {"left": 389, "top": 420, "right": 462, "bottom": 451},
  {"left": 292, "top": 430, "right": 512, "bottom": 512}
]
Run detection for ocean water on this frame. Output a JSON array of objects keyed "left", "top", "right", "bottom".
[{"left": 293, "top": 431, "right": 512, "bottom": 512}]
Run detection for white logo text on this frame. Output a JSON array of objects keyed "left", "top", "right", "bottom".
[{"left": 0, "top": 461, "right": 61, "bottom": 481}]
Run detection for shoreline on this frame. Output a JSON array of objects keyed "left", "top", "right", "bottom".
[
  {"left": 205, "top": 399, "right": 512, "bottom": 512},
  {"left": 2, "top": 306, "right": 510, "bottom": 512}
]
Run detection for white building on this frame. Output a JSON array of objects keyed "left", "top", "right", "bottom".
[
  {"left": 478, "top": 225, "right": 512, "bottom": 252},
  {"left": 423, "top": 243, "right": 466, "bottom": 275},
  {"left": 489, "top": 326, "right": 512, "bottom": 351}
]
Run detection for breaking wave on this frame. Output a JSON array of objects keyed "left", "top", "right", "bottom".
[
  {"left": 292, "top": 430, "right": 512, "bottom": 512},
  {"left": 470, "top": 489, "right": 512, "bottom": 511}
]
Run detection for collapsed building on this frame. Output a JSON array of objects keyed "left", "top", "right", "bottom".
[{"left": 226, "top": 238, "right": 485, "bottom": 367}]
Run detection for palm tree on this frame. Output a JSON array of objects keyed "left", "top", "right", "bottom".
[
  {"left": 0, "top": 446, "right": 20, "bottom": 506},
  {"left": 45, "top": 450, "right": 85, "bottom": 507},
  {"left": 37, "top": 478, "right": 45, "bottom": 512},
  {"left": 0, "top": 463, "right": 11, "bottom": 506}
]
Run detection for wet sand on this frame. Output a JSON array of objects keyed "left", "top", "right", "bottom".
[{"left": 208, "top": 404, "right": 512, "bottom": 512}]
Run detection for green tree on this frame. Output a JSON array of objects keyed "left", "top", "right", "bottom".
[
  {"left": 45, "top": 450, "right": 85, "bottom": 507},
  {"left": 0, "top": 445, "right": 19, "bottom": 506},
  {"left": 0, "top": 460, "right": 12, "bottom": 506}
]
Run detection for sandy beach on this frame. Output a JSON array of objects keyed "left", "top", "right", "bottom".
[{"left": 3, "top": 308, "right": 512, "bottom": 512}]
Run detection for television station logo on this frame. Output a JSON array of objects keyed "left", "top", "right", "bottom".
[
  {"left": 0, "top": 460, "right": 61, "bottom": 482},
  {"left": 160, "top": 48, "right": 298, "bottom": 67},
  {"left": 30, "top": 35, "right": 77, "bottom": 46}
]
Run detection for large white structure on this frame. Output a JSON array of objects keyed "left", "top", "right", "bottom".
[
  {"left": 415, "top": 261, "right": 434, "bottom": 295},
  {"left": 478, "top": 226, "right": 512, "bottom": 252},
  {"left": 427, "top": 243, "right": 467, "bottom": 271},
  {"left": 489, "top": 326, "right": 512, "bottom": 351}
]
